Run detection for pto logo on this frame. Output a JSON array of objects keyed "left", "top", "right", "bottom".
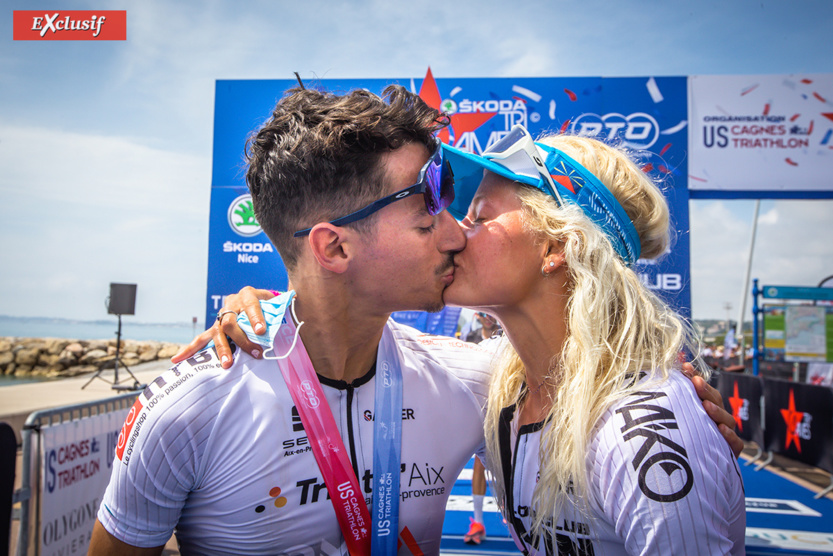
[
  {"left": 228, "top": 194, "right": 262, "bottom": 237},
  {"left": 571, "top": 112, "right": 660, "bottom": 150},
  {"left": 299, "top": 381, "right": 320, "bottom": 409},
  {"left": 781, "top": 389, "right": 812, "bottom": 452}
]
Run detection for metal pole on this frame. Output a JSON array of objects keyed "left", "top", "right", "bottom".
[
  {"left": 752, "top": 279, "right": 760, "bottom": 376},
  {"left": 736, "top": 199, "right": 761, "bottom": 368}
]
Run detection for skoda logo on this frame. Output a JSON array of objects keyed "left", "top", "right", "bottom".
[
  {"left": 441, "top": 99, "right": 457, "bottom": 115},
  {"left": 228, "top": 194, "right": 262, "bottom": 237}
]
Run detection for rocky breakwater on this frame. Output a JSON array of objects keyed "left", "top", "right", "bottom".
[{"left": 0, "top": 337, "right": 184, "bottom": 378}]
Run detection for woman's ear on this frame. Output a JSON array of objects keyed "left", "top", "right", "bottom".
[{"left": 542, "top": 241, "right": 566, "bottom": 272}]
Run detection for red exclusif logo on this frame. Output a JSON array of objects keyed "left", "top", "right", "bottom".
[
  {"left": 13, "top": 11, "right": 126, "bottom": 40},
  {"left": 116, "top": 398, "right": 143, "bottom": 460}
]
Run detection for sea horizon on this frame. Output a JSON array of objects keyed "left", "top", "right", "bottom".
[{"left": 0, "top": 314, "right": 202, "bottom": 345}]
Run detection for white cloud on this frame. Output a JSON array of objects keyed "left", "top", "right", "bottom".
[
  {"left": 690, "top": 199, "right": 833, "bottom": 322},
  {"left": 0, "top": 123, "right": 209, "bottom": 322}
]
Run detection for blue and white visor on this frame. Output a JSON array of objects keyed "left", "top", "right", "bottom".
[{"left": 441, "top": 134, "right": 642, "bottom": 266}]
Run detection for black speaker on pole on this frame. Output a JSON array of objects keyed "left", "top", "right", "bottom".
[
  {"left": 83, "top": 283, "right": 144, "bottom": 391},
  {"left": 108, "top": 283, "right": 137, "bottom": 315}
]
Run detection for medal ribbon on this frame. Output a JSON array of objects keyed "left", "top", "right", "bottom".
[{"left": 269, "top": 299, "right": 402, "bottom": 556}]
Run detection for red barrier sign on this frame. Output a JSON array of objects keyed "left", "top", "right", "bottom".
[{"left": 13, "top": 10, "right": 126, "bottom": 40}]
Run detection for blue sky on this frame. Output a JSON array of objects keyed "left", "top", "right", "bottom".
[{"left": 1, "top": 0, "right": 832, "bottom": 324}]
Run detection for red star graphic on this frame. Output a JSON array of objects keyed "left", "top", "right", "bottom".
[
  {"left": 728, "top": 381, "right": 744, "bottom": 432},
  {"left": 780, "top": 389, "right": 804, "bottom": 452},
  {"left": 418, "top": 67, "right": 498, "bottom": 148}
]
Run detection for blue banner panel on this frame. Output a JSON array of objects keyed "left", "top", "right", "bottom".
[
  {"left": 209, "top": 72, "right": 692, "bottom": 325},
  {"left": 391, "top": 307, "right": 462, "bottom": 337}
]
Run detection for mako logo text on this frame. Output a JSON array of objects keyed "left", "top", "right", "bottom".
[{"left": 13, "top": 11, "right": 127, "bottom": 41}]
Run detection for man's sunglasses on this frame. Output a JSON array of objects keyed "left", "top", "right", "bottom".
[{"left": 294, "top": 139, "right": 455, "bottom": 237}]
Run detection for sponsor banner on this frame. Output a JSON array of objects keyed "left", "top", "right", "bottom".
[
  {"left": 689, "top": 74, "right": 833, "bottom": 198},
  {"left": 763, "top": 378, "right": 833, "bottom": 472},
  {"left": 717, "top": 371, "right": 764, "bottom": 446},
  {"left": 39, "top": 408, "right": 130, "bottom": 555},
  {"left": 211, "top": 72, "right": 691, "bottom": 319},
  {"left": 13, "top": 10, "right": 126, "bottom": 41},
  {"left": 204, "top": 186, "right": 288, "bottom": 326}
]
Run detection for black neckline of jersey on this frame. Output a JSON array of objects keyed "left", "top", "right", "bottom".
[{"left": 316, "top": 361, "right": 377, "bottom": 390}]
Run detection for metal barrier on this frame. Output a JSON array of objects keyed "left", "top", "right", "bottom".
[{"left": 13, "top": 393, "right": 137, "bottom": 556}]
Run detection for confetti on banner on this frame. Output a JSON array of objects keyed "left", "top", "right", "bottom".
[
  {"left": 785, "top": 158, "right": 798, "bottom": 166},
  {"left": 512, "top": 85, "right": 541, "bottom": 102},
  {"left": 689, "top": 174, "right": 708, "bottom": 183},
  {"left": 824, "top": 113, "right": 833, "bottom": 123},
  {"left": 661, "top": 120, "right": 687, "bottom": 135},
  {"left": 450, "top": 87, "right": 462, "bottom": 97},
  {"left": 801, "top": 78, "right": 813, "bottom": 84},
  {"left": 564, "top": 89, "right": 577, "bottom": 102},
  {"left": 646, "top": 77, "right": 664, "bottom": 103},
  {"left": 642, "top": 163, "right": 654, "bottom": 172},
  {"left": 741, "top": 84, "right": 759, "bottom": 96},
  {"left": 808, "top": 120, "right": 814, "bottom": 134},
  {"left": 560, "top": 120, "right": 571, "bottom": 133},
  {"left": 659, "top": 143, "right": 672, "bottom": 156},
  {"left": 790, "top": 114, "right": 801, "bottom": 122},
  {"left": 549, "top": 100, "right": 556, "bottom": 120},
  {"left": 659, "top": 165, "right": 670, "bottom": 174},
  {"left": 813, "top": 92, "right": 827, "bottom": 103},
  {"left": 763, "top": 103, "right": 770, "bottom": 116},
  {"left": 821, "top": 130, "right": 832, "bottom": 145}
]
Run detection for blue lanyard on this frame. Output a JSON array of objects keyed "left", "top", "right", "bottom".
[{"left": 371, "top": 327, "right": 403, "bottom": 556}]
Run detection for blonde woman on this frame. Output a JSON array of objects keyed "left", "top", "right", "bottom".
[{"left": 440, "top": 125, "right": 745, "bottom": 554}]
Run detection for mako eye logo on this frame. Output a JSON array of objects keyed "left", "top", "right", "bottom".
[
  {"left": 228, "top": 194, "right": 262, "bottom": 237},
  {"left": 13, "top": 11, "right": 127, "bottom": 40},
  {"left": 571, "top": 112, "right": 660, "bottom": 150}
]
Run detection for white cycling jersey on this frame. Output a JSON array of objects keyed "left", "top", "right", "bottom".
[
  {"left": 97, "top": 308, "right": 493, "bottom": 555},
  {"left": 501, "top": 371, "right": 746, "bottom": 556}
]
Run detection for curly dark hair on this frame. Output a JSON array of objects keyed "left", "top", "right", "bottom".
[{"left": 245, "top": 84, "right": 449, "bottom": 269}]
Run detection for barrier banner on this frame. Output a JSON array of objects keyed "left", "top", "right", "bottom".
[
  {"left": 39, "top": 409, "right": 129, "bottom": 555},
  {"left": 717, "top": 371, "right": 764, "bottom": 446},
  {"left": 209, "top": 71, "right": 691, "bottom": 326},
  {"left": 689, "top": 74, "right": 833, "bottom": 198},
  {"left": 763, "top": 378, "right": 833, "bottom": 472}
]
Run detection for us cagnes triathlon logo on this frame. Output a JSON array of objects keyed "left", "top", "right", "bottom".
[{"left": 228, "top": 194, "right": 262, "bottom": 237}]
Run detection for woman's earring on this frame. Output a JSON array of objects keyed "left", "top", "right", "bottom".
[{"left": 541, "top": 261, "right": 555, "bottom": 276}]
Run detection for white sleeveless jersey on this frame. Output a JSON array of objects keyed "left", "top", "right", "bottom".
[
  {"left": 97, "top": 318, "right": 493, "bottom": 555},
  {"left": 501, "top": 371, "right": 746, "bottom": 556}
]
